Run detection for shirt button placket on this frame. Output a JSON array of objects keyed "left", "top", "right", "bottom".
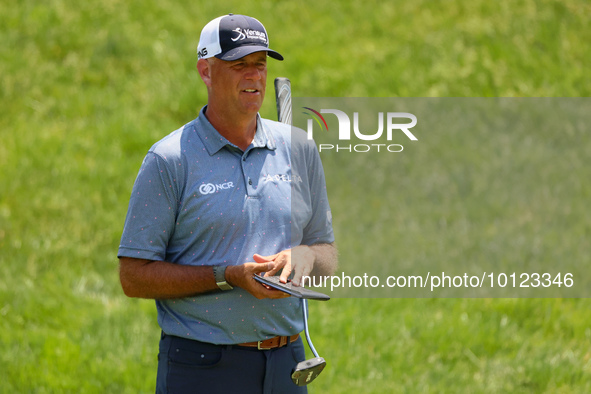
[{"left": 242, "top": 153, "right": 254, "bottom": 196}]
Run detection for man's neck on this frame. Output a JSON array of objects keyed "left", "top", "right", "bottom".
[{"left": 204, "top": 105, "right": 258, "bottom": 151}]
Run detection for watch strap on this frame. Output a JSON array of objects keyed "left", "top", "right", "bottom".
[{"left": 213, "top": 265, "right": 233, "bottom": 291}]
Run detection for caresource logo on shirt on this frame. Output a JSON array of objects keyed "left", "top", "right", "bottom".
[
  {"left": 199, "top": 182, "right": 235, "bottom": 195},
  {"left": 263, "top": 174, "right": 303, "bottom": 184}
]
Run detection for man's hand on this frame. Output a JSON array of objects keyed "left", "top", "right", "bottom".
[
  {"left": 225, "top": 262, "right": 291, "bottom": 300},
  {"left": 254, "top": 245, "right": 316, "bottom": 286},
  {"left": 254, "top": 243, "right": 338, "bottom": 287}
]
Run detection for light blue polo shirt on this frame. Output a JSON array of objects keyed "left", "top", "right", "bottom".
[{"left": 118, "top": 106, "right": 334, "bottom": 344}]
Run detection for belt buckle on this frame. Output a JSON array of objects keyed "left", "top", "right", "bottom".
[{"left": 257, "top": 340, "right": 272, "bottom": 350}]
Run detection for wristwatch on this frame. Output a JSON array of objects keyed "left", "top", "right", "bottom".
[{"left": 213, "top": 265, "right": 233, "bottom": 291}]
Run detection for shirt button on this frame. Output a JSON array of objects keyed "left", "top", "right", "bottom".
[{"left": 248, "top": 178, "right": 253, "bottom": 185}]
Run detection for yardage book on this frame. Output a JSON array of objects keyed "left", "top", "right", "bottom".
[{"left": 253, "top": 275, "right": 330, "bottom": 301}]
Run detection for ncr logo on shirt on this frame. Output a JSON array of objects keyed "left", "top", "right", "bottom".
[{"left": 199, "top": 182, "right": 235, "bottom": 195}]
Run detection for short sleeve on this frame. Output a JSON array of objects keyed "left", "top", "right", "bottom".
[
  {"left": 118, "top": 152, "right": 180, "bottom": 261},
  {"left": 300, "top": 140, "right": 335, "bottom": 245}
]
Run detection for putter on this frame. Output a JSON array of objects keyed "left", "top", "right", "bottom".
[
  {"left": 291, "top": 299, "right": 326, "bottom": 386},
  {"left": 275, "top": 78, "right": 327, "bottom": 386}
]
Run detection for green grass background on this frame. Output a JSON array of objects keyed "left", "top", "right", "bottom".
[{"left": 1, "top": 0, "right": 590, "bottom": 392}]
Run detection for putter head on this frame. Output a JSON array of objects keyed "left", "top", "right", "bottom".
[{"left": 291, "top": 357, "right": 326, "bottom": 386}]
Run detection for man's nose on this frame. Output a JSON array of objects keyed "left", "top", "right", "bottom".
[{"left": 244, "top": 66, "right": 263, "bottom": 80}]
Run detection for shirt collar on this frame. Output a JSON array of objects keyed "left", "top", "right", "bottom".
[{"left": 194, "top": 106, "right": 277, "bottom": 156}]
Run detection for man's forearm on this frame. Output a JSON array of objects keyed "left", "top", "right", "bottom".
[
  {"left": 119, "top": 257, "right": 218, "bottom": 299},
  {"left": 309, "top": 242, "right": 338, "bottom": 277},
  {"left": 119, "top": 257, "right": 290, "bottom": 300}
]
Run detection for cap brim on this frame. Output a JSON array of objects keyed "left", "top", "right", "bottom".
[{"left": 216, "top": 45, "right": 284, "bottom": 61}]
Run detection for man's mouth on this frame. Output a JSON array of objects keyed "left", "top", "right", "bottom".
[{"left": 243, "top": 89, "right": 259, "bottom": 93}]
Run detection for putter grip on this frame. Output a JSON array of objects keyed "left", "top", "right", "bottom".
[{"left": 274, "top": 77, "right": 292, "bottom": 125}]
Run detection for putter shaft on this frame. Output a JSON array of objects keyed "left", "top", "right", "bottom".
[{"left": 302, "top": 299, "right": 320, "bottom": 358}]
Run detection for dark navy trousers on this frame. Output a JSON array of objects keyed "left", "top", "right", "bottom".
[{"left": 156, "top": 332, "right": 308, "bottom": 394}]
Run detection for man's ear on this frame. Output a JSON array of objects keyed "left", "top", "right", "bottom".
[{"left": 197, "top": 58, "right": 212, "bottom": 87}]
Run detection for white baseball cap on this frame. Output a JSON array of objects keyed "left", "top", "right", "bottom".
[{"left": 197, "top": 14, "right": 284, "bottom": 61}]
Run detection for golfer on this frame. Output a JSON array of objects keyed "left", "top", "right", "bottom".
[{"left": 118, "top": 14, "right": 337, "bottom": 393}]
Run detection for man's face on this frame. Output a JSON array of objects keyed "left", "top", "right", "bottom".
[{"left": 206, "top": 52, "right": 268, "bottom": 118}]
